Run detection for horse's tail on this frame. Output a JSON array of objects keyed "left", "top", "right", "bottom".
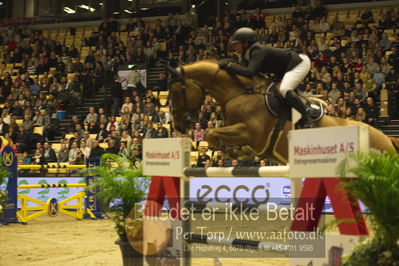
[
  {"left": 389, "top": 137, "right": 399, "bottom": 152},
  {"left": 308, "top": 97, "right": 328, "bottom": 109}
]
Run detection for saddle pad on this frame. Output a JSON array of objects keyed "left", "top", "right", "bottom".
[{"left": 264, "top": 82, "right": 324, "bottom": 122}]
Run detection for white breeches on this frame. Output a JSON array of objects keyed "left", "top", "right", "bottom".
[{"left": 279, "top": 54, "right": 311, "bottom": 97}]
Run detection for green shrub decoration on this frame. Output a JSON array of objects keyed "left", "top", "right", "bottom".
[
  {"left": 339, "top": 151, "right": 399, "bottom": 265},
  {"left": 87, "top": 154, "right": 150, "bottom": 238}
]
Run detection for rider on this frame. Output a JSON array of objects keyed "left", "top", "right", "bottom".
[{"left": 219, "top": 27, "right": 313, "bottom": 128}]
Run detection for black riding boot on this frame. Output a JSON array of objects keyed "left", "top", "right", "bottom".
[{"left": 285, "top": 91, "right": 314, "bottom": 128}]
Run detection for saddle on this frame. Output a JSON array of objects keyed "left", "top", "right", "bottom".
[
  {"left": 257, "top": 82, "right": 325, "bottom": 163},
  {"left": 264, "top": 82, "right": 324, "bottom": 126}
]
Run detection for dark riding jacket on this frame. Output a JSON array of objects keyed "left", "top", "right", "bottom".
[{"left": 223, "top": 43, "right": 303, "bottom": 78}]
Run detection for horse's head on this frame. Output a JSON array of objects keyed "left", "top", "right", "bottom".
[{"left": 167, "top": 65, "right": 205, "bottom": 134}]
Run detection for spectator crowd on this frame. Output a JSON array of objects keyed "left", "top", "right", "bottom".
[{"left": 0, "top": 1, "right": 398, "bottom": 168}]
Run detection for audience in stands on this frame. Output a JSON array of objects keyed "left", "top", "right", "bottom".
[{"left": 1, "top": 4, "right": 399, "bottom": 169}]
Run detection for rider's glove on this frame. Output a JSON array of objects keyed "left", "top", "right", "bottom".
[{"left": 219, "top": 60, "right": 231, "bottom": 70}]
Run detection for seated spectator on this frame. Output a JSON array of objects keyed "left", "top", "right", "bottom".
[
  {"left": 68, "top": 132, "right": 80, "bottom": 147},
  {"left": 81, "top": 131, "right": 94, "bottom": 148},
  {"left": 143, "top": 97, "right": 155, "bottom": 115},
  {"left": 215, "top": 159, "right": 224, "bottom": 167},
  {"left": 366, "top": 57, "right": 379, "bottom": 75},
  {"left": 131, "top": 115, "right": 144, "bottom": 132},
  {"left": 355, "top": 107, "right": 368, "bottom": 123},
  {"left": 211, "top": 151, "right": 224, "bottom": 167},
  {"left": 10, "top": 101, "right": 23, "bottom": 117},
  {"left": 72, "top": 150, "right": 86, "bottom": 166},
  {"left": 351, "top": 98, "right": 364, "bottom": 114},
  {"left": 35, "top": 109, "right": 51, "bottom": 140},
  {"left": 154, "top": 73, "right": 168, "bottom": 91},
  {"left": 192, "top": 123, "right": 204, "bottom": 141},
  {"left": 42, "top": 142, "right": 57, "bottom": 163},
  {"left": 363, "top": 73, "right": 377, "bottom": 99},
  {"left": 70, "top": 115, "right": 82, "bottom": 131},
  {"left": 121, "top": 106, "right": 131, "bottom": 122},
  {"left": 143, "top": 122, "right": 157, "bottom": 139},
  {"left": 345, "top": 107, "right": 355, "bottom": 120},
  {"left": 96, "top": 123, "right": 109, "bottom": 143},
  {"left": 121, "top": 130, "right": 132, "bottom": 147},
  {"left": 312, "top": 1, "right": 327, "bottom": 19},
  {"left": 33, "top": 149, "right": 44, "bottom": 165},
  {"left": 105, "top": 140, "right": 119, "bottom": 155},
  {"left": 203, "top": 159, "right": 211, "bottom": 168},
  {"left": 353, "top": 83, "right": 366, "bottom": 100},
  {"left": 196, "top": 148, "right": 210, "bottom": 168},
  {"left": 84, "top": 107, "right": 98, "bottom": 124},
  {"left": 68, "top": 141, "right": 79, "bottom": 163},
  {"left": 130, "top": 137, "right": 142, "bottom": 159},
  {"left": 292, "top": 6, "right": 304, "bottom": 19},
  {"left": 0, "top": 117, "right": 9, "bottom": 135},
  {"left": 89, "top": 140, "right": 104, "bottom": 159},
  {"left": 360, "top": 7, "right": 373, "bottom": 24},
  {"left": 0, "top": 132, "right": 15, "bottom": 150},
  {"left": 22, "top": 114, "right": 33, "bottom": 134},
  {"left": 109, "top": 130, "right": 121, "bottom": 147},
  {"left": 106, "top": 116, "right": 119, "bottom": 132},
  {"left": 80, "top": 139, "right": 91, "bottom": 159},
  {"left": 2, "top": 110, "right": 11, "bottom": 125},
  {"left": 364, "top": 97, "right": 379, "bottom": 128},
  {"left": 231, "top": 159, "right": 240, "bottom": 167},
  {"left": 132, "top": 95, "right": 143, "bottom": 111},
  {"left": 22, "top": 152, "right": 31, "bottom": 165},
  {"left": 74, "top": 123, "right": 84, "bottom": 138},
  {"left": 155, "top": 122, "right": 169, "bottom": 138},
  {"left": 159, "top": 111, "right": 171, "bottom": 125},
  {"left": 98, "top": 114, "right": 108, "bottom": 125},
  {"left": 121, "top": 97, "right": 133, "bottom": 114},
  {"left": 15, "top": 126, "right": 29, "bottom": 153},
  {"left": 58, "top": 144, "right": 69, "bottom": 163},
  {"left": 118, "top": 141, "right": 130, "bottom": 157},
  {"left": 373, "top": 67, "right": 385, "bottom": 87},
  {"left": 87, "top": 116, "right": 99, "bottom": 134}
]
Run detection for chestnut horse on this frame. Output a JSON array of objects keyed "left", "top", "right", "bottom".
[{"left": 168, "top": 60, "right": 397, "bottom": 164}]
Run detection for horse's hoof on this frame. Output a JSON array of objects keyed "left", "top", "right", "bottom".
[{"left": 239, "top": 146, "right": 255, "bottom": 160}]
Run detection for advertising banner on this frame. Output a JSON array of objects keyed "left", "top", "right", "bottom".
[
  {"left": 289, "top": 126, "right": 369, "bottom": 177},
  {"left": 189, "top": 177, "right": 368, "bottom": 213},
  {"left": 118, "top": 69, "right": 147, "bottom": 90},
  {"left": 143, "top": 138, "right": 191, "bottom": 177},
  {"left": 17, "top": 177, "right": 85, "bottom": 207}
]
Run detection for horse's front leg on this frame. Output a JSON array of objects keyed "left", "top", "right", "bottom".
[{"left": 205, "top": 123, "right": 254, "bottom": 159}]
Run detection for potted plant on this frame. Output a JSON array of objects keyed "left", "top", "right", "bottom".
[
  {"left": 88, "top": 153, "right": 150, "bottom": 266},
  {"left": 0, "top": 159, "right": 10, "bottom": 220},
  {"left": 339, "top": 151, "right": 399, "bottom": 265},
  {"left": 0, "top": 175, "right": 8, "bottom": 219}
]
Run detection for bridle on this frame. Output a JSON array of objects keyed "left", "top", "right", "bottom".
[
  {"left": 168, "top": 64, "right": 243, "bottom": 108},
  {"left": 168, "top": 66, "right": 202, "bottom": 126},
  {"left": 168, "top": 63, "right": 253, "bottom": 126}
]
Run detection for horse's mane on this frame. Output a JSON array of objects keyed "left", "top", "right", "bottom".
[
  {"left": 182, "top": 59, "right": 267, "bottom": 83},
  {"left": 182, "top": 59, "right": 219, "bottom": 66}
]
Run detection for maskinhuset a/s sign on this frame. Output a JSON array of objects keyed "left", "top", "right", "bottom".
[
  {"left": 288, "top": 126, "right": 369, "bottom": 178},
  {"left": 143, "top": 138, "right": 191, "bottom": 177}
]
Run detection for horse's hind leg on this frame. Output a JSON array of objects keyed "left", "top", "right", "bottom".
[{"left": 205, "top": 123, "right": 254, "bottom": 159}]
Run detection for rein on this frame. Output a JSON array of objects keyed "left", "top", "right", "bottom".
[{"left": 169, "top": 64, "right": 258, "bottom": 114}]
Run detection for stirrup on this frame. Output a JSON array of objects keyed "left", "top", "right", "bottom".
[
  {"left": 300, "top": 118, "right": 315, "bottom": 129},
  {"left": 245, "top": 87, "right": 255, "bottom": 93}
]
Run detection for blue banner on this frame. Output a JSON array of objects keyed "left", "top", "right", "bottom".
[
  {"left": 85, "top": 158, "right": 102, "bottom": 218},
  {"left": 0, "top": 146, "right": 18, "bottom": 223}
]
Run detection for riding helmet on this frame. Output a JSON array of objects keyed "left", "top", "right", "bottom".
[{"left": 230, "top": 27, "right": 257, "bottom": 43}]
